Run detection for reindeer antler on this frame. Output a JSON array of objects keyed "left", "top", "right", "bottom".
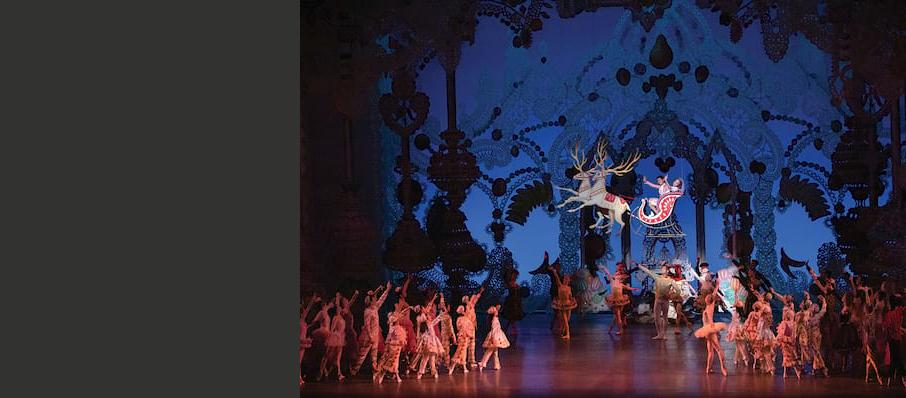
[
  {"left": 569, "top": 140, "right": 590, "bottom": 175},
  {"left": 592, "top": 139, "right": 609, "bottom": 170},
  {"left": 598, "top": 151, "right": 642, "bottom": 177}
]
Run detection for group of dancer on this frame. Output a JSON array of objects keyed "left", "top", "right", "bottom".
[
  {"left": 301, "top": 253, "right": 906, "bottom": 388},
  {"left": 299, "top": 274, "right": 517, "bottom": 385}
]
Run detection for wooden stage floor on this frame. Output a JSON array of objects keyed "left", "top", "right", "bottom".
[{"left": 301, "top": 313, "right": 903, "bottom": 397}]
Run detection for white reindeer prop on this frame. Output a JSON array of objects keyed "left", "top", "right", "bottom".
[
  {"left": 555, "top": 140, "right": 599, "bottom": 210},
  {"left": 559, "top": 140, "right": 641, "bottom": 234}
]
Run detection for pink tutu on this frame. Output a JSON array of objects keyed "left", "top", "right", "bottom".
[
  {"left": 694, "top": 322, "right": 727, "bottom": 339},
  {"left": 605, "top": 294, "right": 630, "bottom": 308}
]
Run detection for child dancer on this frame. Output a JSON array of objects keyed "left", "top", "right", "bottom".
[
  {"left": 319, "top": 294, "right": 350, "bottom": 381},
  {"left": 393, "top": 275, "right": 418, "bottom": 370},
  {"left": 373, "top": 311, "right": 407, "bottom": 384},
  {"left": 744, "top": 300, "right": 764, "bottom": 371},
  {"left": 462, "top": 286, "right": 484, "bottom": 367},
  {"left": 806, "top": 294, "right": 828, "bottom": 377},
  {"left": 694, "top": 287, "right": 728, "bottom": 376},
  {"left": 299, "top": 296, "right": 318, "bottom": 385},
  {"left": 449, "top": 305, "right": 474, "bottom": 375},
  {"left": 726, "top": 309, "right": 749, "bottom": 367},
  {"left": 599, "top": 264, "right": 639, "bottom": 335},
  {"left": 413, "top": 304, "right": 445, "bottom": 379},
  {"left": 350, "top": 281, "right": 391, "bottom": 376},
  {"left": 796, "top": 303, "right": 812, "bottom": 374},
  {"left": 550, "top": 264, "right": 577, "bottom": 339},
  {"left": 479, "top": 304, "right": 511, "bottom": 371},
  {"left": 775, "top": 304, "right": 801, "bottom": 379},
  {"left": 437, "top": 295, "right": 457, "bottom": 369}
]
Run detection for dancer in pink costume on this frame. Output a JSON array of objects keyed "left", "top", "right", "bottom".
[
  {"left": 412, "top": 303, "right": 446, "bottom": 379},
  {"left": 550, "top": 265, "right": 577, "bottom": 340},
  {"left": 448, "top": 305, "right": 474, "bottom": 375},
  {"left": 806, "top": 293, "right": 829, "bottom": 377},
  {"left": 694, "top": 287, "right": 728, "bottom": 376},
  {"left": 319, "top": 292, "right": 354, "bottom": 381},
  {"left": 462, "top": 286, "right": 485, "bottom": 366},
  {"left": 373, "top": 311, "right": 407, "bottom": 384},
  {"left": 598, "top": 264, "right": 639, "bottom": 335},
  {"left": 350, "top": 281, "right": 391, "bottom": 376},
  {"left": 393, "top": 275, "right": 418, "bottom": 369},
  {"left": 437, "top": 295, "right": 457, "bottom": 369},
  {"left": 726, "top": 309, "right": 749, "bottom": 367},
  {"left": 478, "top": 305, "right": 510, "bottom": 371},
  {"left": 775, "top": 304, "right": 801, "bottom": 379}
]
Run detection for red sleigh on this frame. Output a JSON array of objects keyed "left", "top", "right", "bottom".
[{"left": 636, "top": 191, "right": 683, "bottom": 225}]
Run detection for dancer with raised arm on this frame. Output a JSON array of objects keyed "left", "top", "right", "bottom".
[
  {"left": 449, "top": 305, "right": 474, "bottom": 375},
  {"left": 463, "top": 286, "right": 485, "bottom": 367},
  {"left": 319, "top": 292, "right": 353, "bottom": 381},
  {"left": 599, "top": 263, "right": 639, "bottom": 335},
  {"left": 373, "top": 310, "right": 407, "bottom": 384},
  {"left": 437, "top": 294, "right": 456, "bottom": 369},
  {"left": 350, "top": 281, "right": 391, "bottom": 376},
  {"left": 413, "top": 302, "right": 445, "bottom": 379},
  {"left": 642, "top": 175, "right": 671, "bottom": 212},
  {"left": 550, "top": 263, "right": 577, "bottom": 339},
  {"left": 638, "top": 263, "right": 677, "bottom": 340}
]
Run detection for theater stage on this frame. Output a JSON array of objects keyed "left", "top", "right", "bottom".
[{"left": 301, "top": 313, "right": 902, "bottom": 397}]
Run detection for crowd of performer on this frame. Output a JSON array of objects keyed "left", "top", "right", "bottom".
[{"left": 300, "top": 255, "right": 906, "bottom": 388}]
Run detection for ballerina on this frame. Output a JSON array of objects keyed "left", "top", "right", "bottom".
[
  {"left": 350, "top": 281, "right": 391, "bottom": 376},
  {"left": 448, "top": 305, "right": 474, "bottom": 375},
  {"left": 694, "top": 286, "right": 728, "bottom": 376},
  {"left": 478, "top": 304, "right": 511, "bottom": 371},
  {"left": 373, "top": 311, "right": 407, "bottom": 384},
  {"left": 549, "top": 264, "right": 577, "bottom": 339},
  {"left": 598, "top": 263, "right": 639, "bottom": 335},
  {"left": 299, "top": 295, "right": 319, "bottom": 385}
]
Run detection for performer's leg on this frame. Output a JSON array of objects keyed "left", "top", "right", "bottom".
[
  {"left": 493, "top": 348, "right": 500, "bottom": 370},
  {"left": 479, "top": 348, "right": 492, "bottom": 369}
]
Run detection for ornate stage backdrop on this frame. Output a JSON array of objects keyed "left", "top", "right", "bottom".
[{"left": 302, "top": 0, "right": 905, "bottom": 311}]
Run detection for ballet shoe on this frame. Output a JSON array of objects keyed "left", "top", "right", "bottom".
[
  {"left": 416, "top": 374, "right": 422, "bottom": 379},
  {"left": 448, "top": 369, "right": 454, "bottom": 376},
  {"left": 494, "top": 366, "right": 501, "bottom": 370},
  {"left": 395, "top": 375, "right": 402, "bottom": 383},
  {"left": 433, "top": 373, "right": 438, "bottom": 378},
  {"left": 721, "top": 368, "right": 728, "bottom": 377},
  {"left": 464, "top": 368, "right": 469, "bottom": 373},
  {"left": 615, "top": 331, "right": 622, "bottom": 335},
  {"left": 338, "top": 374, "right": 345, "bottom": 381}
]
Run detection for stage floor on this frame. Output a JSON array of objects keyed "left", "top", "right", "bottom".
[{"left": 301, "top": 313, "right": 902, "bottom": 397}]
